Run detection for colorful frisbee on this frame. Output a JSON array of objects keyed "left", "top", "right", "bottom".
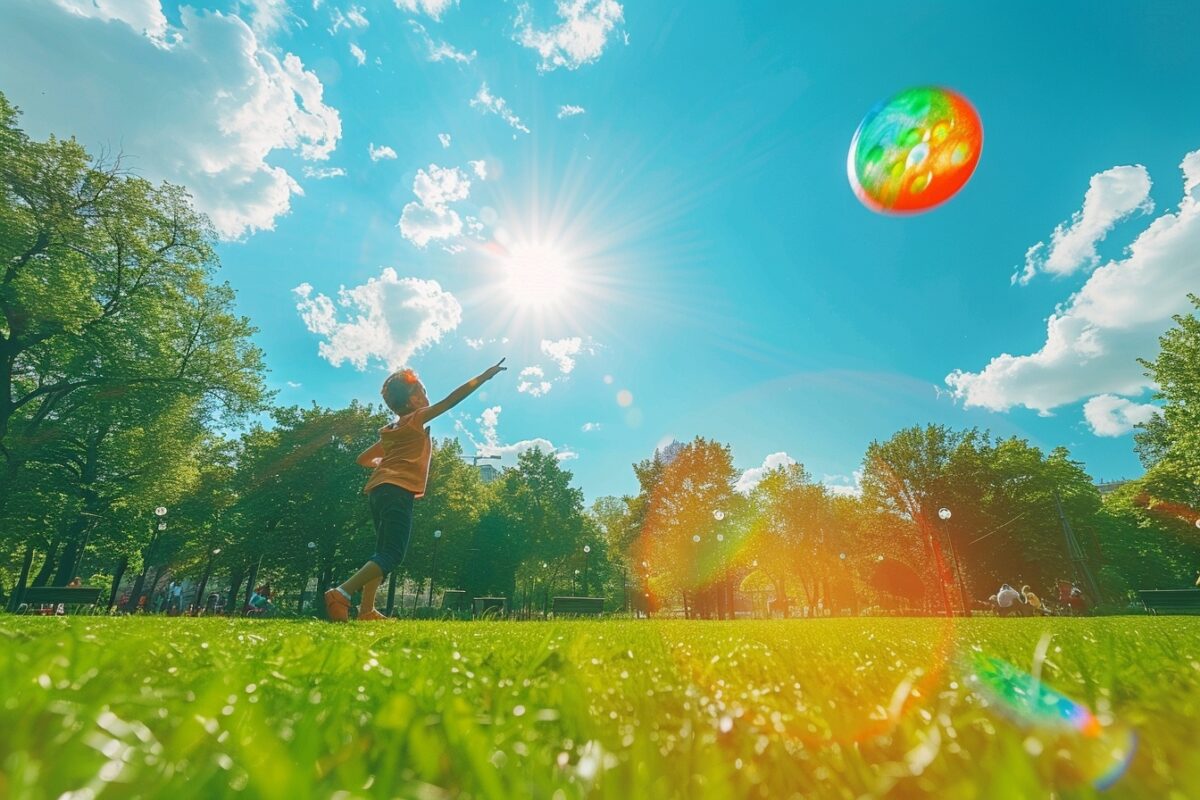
[{"left": 847, "top": 86, "right": 982, "bottom": 213}]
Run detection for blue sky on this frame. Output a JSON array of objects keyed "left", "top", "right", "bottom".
[{"left": 3, "top": 1, "right": 1200, "bottom": 501}]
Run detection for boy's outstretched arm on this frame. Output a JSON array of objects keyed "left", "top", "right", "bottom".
[
  {"left": 416, "top": 358, "right": 507, "bottom": 425},
  {"left": 357, "top": 440, "right": 384, "bottom": 467}
]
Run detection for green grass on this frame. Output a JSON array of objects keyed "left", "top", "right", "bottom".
[{"left": 1, "top": 617, "right": 1198, "bottom": 799}]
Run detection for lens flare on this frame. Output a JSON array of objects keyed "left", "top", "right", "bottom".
[{"left": 969, "top": 654, "right": 1136, "bottom": 789}]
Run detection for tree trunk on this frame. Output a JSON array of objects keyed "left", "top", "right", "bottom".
[
  {"left": 8, "top": 544, "right": 34, "bottom": 612},
  {"left": 31, "top": 539, "right": 62, "bottom": 587},
  {"left": 774, "top": 577, "right": 790, "bottom": 618},
  {"left": 226, "top": 564, "right": 246, "bottom": 615},
  {"left": 243, "top": 555, "right": 262, "bottom": 615},
  {"left": 106, "top": 556, "right": 128, "bottom": 613}
]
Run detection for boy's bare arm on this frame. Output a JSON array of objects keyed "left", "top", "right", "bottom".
[
  {"left": 417, "top": 358, "right": 507, "bottom": 425},
  {"left": 356, "top": 440, "right": 385, "bottom": 467}
]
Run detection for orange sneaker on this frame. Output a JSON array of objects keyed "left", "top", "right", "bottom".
[
  {"left": 358, "top": 607, "right": 388, "bottom": 621},
  {"left": 323, "top": 589, "right": 349, "bottom": 622}
]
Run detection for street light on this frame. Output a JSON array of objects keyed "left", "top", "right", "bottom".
[
  {"left": 937, "top": 507, "right": 971, "bottom": 616},
  {"left": 127, "top": 506, "right": 167, "bottom": 612},
  {"left": 713, "top": 509, "right": 725, "bottom": 521},
  {"left": 428, "top": 530, "right": 442, "bottom": 606},
  {"left": 583, "top": 544, "right": 591, "bottom": 596}
]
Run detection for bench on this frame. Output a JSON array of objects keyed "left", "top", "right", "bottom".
[
  {"left": 1138, "top": 589, "right": 1200, "bottom": 615},
  {"left": 551, "top": 596, "right": 604, "bottom": 617},
  {"left": 18, "top": 587, "right": 104, "bottom": 615},
  {"left": 472, "top": 596, "right": 507, "bottom": 618}
]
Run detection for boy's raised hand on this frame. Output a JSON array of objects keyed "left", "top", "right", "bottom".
[{"left": 481, "top": 357, "right": 507, "bottom": 381}]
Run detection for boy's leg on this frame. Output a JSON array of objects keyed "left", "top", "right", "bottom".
[
  {"left": 340, "top": 561, "right": 383, "bottom": 596},
  {"left": 360, "top": 576, "right": 382, "bottom": 613}
]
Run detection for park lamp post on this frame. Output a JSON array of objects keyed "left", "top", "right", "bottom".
[
  {"left": 938, "top": 507, "right": 972, "bottom": 617},
  {"left": 195, "top": 547, "right": 220, "bottom": 614},
  {"left": 427, "top": 530, "right": 442, "bottom": 607},
  {"left": 297, "top": 541, "right": 317, "bottom": 612},
  {"left": 127, "top": 506, "right": 167, "bottom": 612},
  {"left": 583, "top": 544, "right": 591, "bottom": 596}
]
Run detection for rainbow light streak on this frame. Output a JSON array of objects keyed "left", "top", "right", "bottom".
[
  {"left": 848, "top": 86, "right": 982, "bottom": 214},
  {"left": 971, "top": 654, "right": 1136, "bottom": 789}
]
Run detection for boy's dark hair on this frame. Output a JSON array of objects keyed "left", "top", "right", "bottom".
[{"left": 381, "top": 369, "right": 421, "bottom": 414}]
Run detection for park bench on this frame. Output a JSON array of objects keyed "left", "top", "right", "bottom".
[
  {"left": 473, "top": 596, "right": 507, "bottom": 618},
  {"left": 438, "top": 589, "right": 470, "bottom": 619},
  {"left": 17, "top": 587, "right": 103, "bottom": 615},
  {"left": 551, "top": 596, "right": 604, "bottom": 617},
  {"left": 1137, "top": 589, "right": 1200, "bottom": 615}
]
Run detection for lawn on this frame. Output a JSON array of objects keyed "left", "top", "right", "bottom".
[{"left": 1, "top": 617, "right": 1197, "bottom": 799}]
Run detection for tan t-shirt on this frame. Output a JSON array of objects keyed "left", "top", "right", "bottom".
[{"left": 363, "top": 413, "right": 432, "bottom": 497}]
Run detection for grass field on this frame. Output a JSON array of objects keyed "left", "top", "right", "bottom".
[{"left": 2, "top": 617, "right": 1198, "bottom": 799}]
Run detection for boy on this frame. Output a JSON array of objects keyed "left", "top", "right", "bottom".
[{"left": 324, "top": 358, "right": 506, "bottom": 621}]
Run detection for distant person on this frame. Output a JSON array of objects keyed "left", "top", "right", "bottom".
[
  {"left": 996, "top": 583, "right": 1025, "bottom": 617},
  {"left": 67, "top": 577, "right": 82, "bottom": 589},
  {"left": 325, "top": 359, "right": 507, "bottom": 622},
  {"left": 1022, "top": 585, "right": 1044, "bottom": 615},
  {"left": 170, "top": 581, "right": 184, "bottom": 615}
]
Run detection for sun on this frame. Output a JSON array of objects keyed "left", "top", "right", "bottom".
[{"left": 501, "top": 243, "right": 575, "bottom": 310}]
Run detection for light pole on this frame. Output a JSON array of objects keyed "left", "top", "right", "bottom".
[
  {"left": 195, "top": 547, "right": 220, "bottom": 614},
  {"left": 582, "top": 544, "right": 591, "bottom": 596},
  {"left": 427, "top": 529, "right": 442, "bottom": 607},
  {"left": 127, "top": 506, "right": 167, "bottom": 612},
  {"left": 299, "top": 541, "right": 317, "bottom": 612},
  {"left": 938, "top": 507, "right": 971, "bottom": 616}
]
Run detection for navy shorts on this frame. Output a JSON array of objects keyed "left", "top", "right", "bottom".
[{"left": 367, "top": 484, "right": 415, "bottom": 575}]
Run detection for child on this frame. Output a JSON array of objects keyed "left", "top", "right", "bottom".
[{"left": 325, "top": 358, "right": 506, "bottom": 622}]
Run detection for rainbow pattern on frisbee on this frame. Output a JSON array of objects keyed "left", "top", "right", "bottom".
[{"left": 847, "top": 86, "right": 982, "bottom": 213}]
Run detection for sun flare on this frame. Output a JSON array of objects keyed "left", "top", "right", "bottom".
[{"left": 502, "top": 244, "right": 574, "bottom": 309}]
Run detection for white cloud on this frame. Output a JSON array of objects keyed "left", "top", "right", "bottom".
[
  {"left": 947, "top": 149, "right": 1200, "bottom": 423},
  {"left": 302, "top": 165, "right": 346, "bottom": 179},
  {"left": 470, "top": 83, "right": 530, "bottom": 134},
  {"left": 328, "top": 5, "right": 368, "bottom": 35},
  {"left": 286, "top": 380, "right": 303, "bottom": 388},
  {"left": 517, "top": 366, "right": 553, "bottom": 397},
  {"left": 438, "top": 132, "right": 451, "bottom": 148},
  {"left": 398, "top": 164, "right": 472, "bottom": 248},
  {"left": 735, "top": 452, "right": 797, "bottom": 495},
  {"left": 456, "top": 405, "right": 576, "bottom": 465},
  {"left": 408, "top": 20, "right": 475, "bottom": 63},
  {"left": 822, "top": 470, "right": 864, "bottom": 498},
  {"left": 245, "top": 0, "right": 294, "bottom": 36},
  {"left": 468, "top": 159, "right": 488, "bottom": 179},
  {"left": 514, "top": 0, "right": 624, "bottom": 72},
  {"left": 1, "top": 2, "right": 342, "bottom": 240},
  {"left": 1015, "top": 165, "right": 1154, "bottom": 285},
  {"left": 557, "top": 104, "right": 586, "bottom": 118},
  {"left": 464, "top": 337, "right": 484, "bottom": 350},
  {"left": 1082, "top": 395, "right": 1160, "bottom": 437},
  {"left": 293, "top": 268, "right": 461, "bottom": 370},
  {"left": 369, "top": 143, "right": 398, "bottom": 161},
  {"left": 581, "top": 422, "right": 601, "bottom": 432},
  {"left": 395, "top": 0, "right": 456, "bottom": 20},
  {"left": 540, "top": 337, "right": 583, "bottom": 374},
  {"left": 349, "top": 42, "right": 366, "bottom": 65}
]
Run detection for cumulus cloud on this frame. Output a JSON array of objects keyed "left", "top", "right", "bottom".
[
  {"left": 293, "top": 268, "right": 461, "bottom": 370},
  {"left": 456, "top": 405, "right": 577, "bottom": 465},
  {"left": 470, "top": 83, "right": 530, "bottom": 134},
  {"left": 517, "top": 366, "right": 553, "bottom": 397},
  {"left": 468, "top": 159, "right": 488, "bottom": 179},
  {"left": 735, "top": 452, "right": 797, "bottom": 494},
  {"left": 557, "top": 104, "right": 586, "bottom": 118},
  {"left": 302, "top": 166, "right": 346, "bottom": 179},
  {"left": 398, "top": 164, "right": 472, "bottom": 248},
  {"left": 541, "top": 337, "right": 583, "bottom": 374},
  {"left": 514, "top": 0, "right": 624, "bottom": 72},
  {"left": 581, "top": 422, "right": 601, "bottom": 432},
  {"left": 438, "top": 132, "right": 451, "bottom": 148},
  {"left": 369, "top": 142, "right": 398, "bottom": 161},
  {"left": 395, "top": 0, "right": 457, "bottom": 20},
  {"left": 0, "top": 1, "right": 342, "bottom": 240},
  {"left": 823, "top": 470, "right": 864, "bottom": 498},
  {"left": 1015, "top": 165, "right": 1154, "bottom": 285},
  {"left": 947, "top": 149, "right": 1200, "bottom": 424},
  {"left": 246, "top": 0, "right": 295, "bottom": 36},
  {"left": 1082, "top": 395, "right": 1160, "bottom": 437},
  {"left": 408, "top": 20, "right": 475, "bottom": 63},
  {"left": 349, "top": 42, "right": 366, "bottom": 65}
]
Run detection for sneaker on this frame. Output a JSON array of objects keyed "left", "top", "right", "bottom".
[
  {"left": 324, "top": 589, "right": 350, "bottom": 622},
  {"left": 358, "top": 607, "right": 388, "bottom": 621}
]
